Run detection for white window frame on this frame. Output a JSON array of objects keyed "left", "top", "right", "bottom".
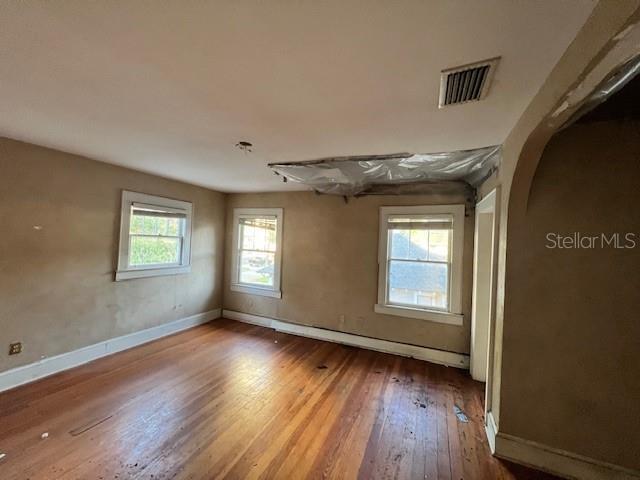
[
  {"left": 230, "top": 208, "right": 283, "bottom": 298},
  {"left": 115, "top": 190, "right": 193, "bottom": 281},
  {"left": 375, "top": 204, "right": 465, "bottom": 326}
]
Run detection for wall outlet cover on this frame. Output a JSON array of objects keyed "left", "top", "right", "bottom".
[{"left": 9, "top": 342, "right": 22, "bottom": 355}]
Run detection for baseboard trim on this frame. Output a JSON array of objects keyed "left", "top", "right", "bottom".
[
  {"left": 222, "top": 310, "right": 469, "bottom": 368},
  {"left": 0, "top": 308, "right": 222, "bottom": 393},
  {"left": 485, "top": 411, "right": 498, "bottom": 454},
  {"left": 495, "top": 432, "right": 640, "bottom": 480}
]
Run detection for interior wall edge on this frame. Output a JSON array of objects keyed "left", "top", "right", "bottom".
[
  {"left": 0, "top": 134, "right": 232, "bottom": 195},
  {"left": 485, "top": 411, "right": 498, "bottom": 454},
  {"left": 222, "top": 191, "right": 474, "bottom": 355},
  {"left": 0, "top": 137, "right": 227, "bottom": 373},
  {"left": 0, "top": 308, "right": 222, "bottom": 393},
  {"left": 494, "top": 432, "right": 640, "bottom": 480},
  {"left": 222, "top": 309, "right": 470, "bottom": 369},
  {"left": 482, "top": 2, "right": 640, "bottom": 437}
]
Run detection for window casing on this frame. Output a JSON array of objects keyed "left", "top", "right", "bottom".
[
  {"left": 116, "top": 191, "right": 193, "bottom": 281},
  {"left": 231, "top": 208, "right": 283, "bottom": 298},
  {"left": 375, "top": 205, "right": 465, "bottom": 325}
]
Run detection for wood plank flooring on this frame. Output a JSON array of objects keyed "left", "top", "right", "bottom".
[{"left": 0, "top": 319, "right": 554, "bottom": 479}]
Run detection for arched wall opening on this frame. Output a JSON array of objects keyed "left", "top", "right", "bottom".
[
  {"left": 501, "top": 75, "right": 640, "bottom": 471},
  {"left": 478, "top": 4, "right": 640, "bottom": 476}
]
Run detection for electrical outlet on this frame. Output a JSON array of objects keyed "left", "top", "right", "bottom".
[{"left": 9, "top": 342, "right": 22, "bottom": 355}]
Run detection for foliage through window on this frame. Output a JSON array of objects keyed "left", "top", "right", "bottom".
[
  {"left": 116, "top": 191, "right": 193, "bottom": 281},
  {"left": 129, "top": 207, "right": 185, "bottom": 266},
  {"left": 238, "top": 217, "right": 277, "bottom": 286},
  {"left": 231, "top": 208, "right": 283, "bottom": 298}
]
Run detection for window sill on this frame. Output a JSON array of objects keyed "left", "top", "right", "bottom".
[
  {"left": 115, "top": 266, "right": 191, "bottom": 281},
  {"left": 374, "top": 304, "right": 463, "bottom": 326},
  {"left": 230, "top": 284, "right": 282, "bottom": 298}
]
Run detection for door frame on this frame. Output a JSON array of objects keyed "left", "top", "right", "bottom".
[{"left": 470, "top": 187, "right": 500, "bottom": 421}]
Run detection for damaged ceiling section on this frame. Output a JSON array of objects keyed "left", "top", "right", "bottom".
[
  {"left": 561, "top": 53, "right": 640, "bottom": 129},
  {"left": 268, "top": 145, "right": 501, "bottom": 197},
  {"left": 268, "top": 51, "right": 640, "bottom": 199}
]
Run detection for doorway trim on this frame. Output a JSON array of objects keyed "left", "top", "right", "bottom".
[{"left": 470, "top": 187, "right": 501, "bottom": 444}]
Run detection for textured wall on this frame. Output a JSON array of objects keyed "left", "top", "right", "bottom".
[
  {"left": 223, "top": 191, "right": 474, "bottom": 354},
  {"left": 500, "top": 120, "right": 640, "bottom": 470},
  {"left": 0, "top": 138, "right": 226, "bottom": 372}
]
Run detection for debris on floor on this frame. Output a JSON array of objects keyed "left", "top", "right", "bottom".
[
  {"left": 0, "top": 453, "right": 6, "bottom": 461},
  {"left": 41, "top": 432, "right": 49, "bottom": 439},
  {"left": 454, "top": 404, "right": 469, "bottom": 423},
  {"left": 413, "top": 398, "right": 428, "bottom": 409},
  {"left": 316, "top": 365, "right": 328, "bottom": 370}
]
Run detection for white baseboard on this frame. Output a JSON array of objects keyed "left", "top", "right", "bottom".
[
  {"left": 222, "top": 310, "right": 469, "bottom": 368},
  {"left": 495, "top": 432, "right": 640, "bottom": 480},
  {"left": 0, "top": 308, "right": 221, "bottom": 393},
  {"left": 485, "top": 410, "right": 498, "bottom": 454}
]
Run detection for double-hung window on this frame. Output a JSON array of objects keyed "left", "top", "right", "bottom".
[
  {"left": 375, "top": 205, "right": 465, "bottom": 325},
  {"left": 116, "top": 191, "right": 193, "bottom": 281},
  {"left": 231, "top": 208, "right": 283, "bottom": 298}
]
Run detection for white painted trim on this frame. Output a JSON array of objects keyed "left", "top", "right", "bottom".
[
  {"left": 223, "top": 309, "right": 469, "bottom": 368},
  {"left": 483, "top": 187, "right": 502, "bottom": 431},
  {"left": 376, "top": 204, "right": 465, "bottom": 321},
  {"left": 226, "top": 310, "right": 274, "bottom": 328},
  {"left": 0, "top": 308, "right": 221, "bottom": 393},
  {"left": 230, "top": 208, "right": 284, "bottom": 296},
  {"left": 115, "top": 265, "right": 191, "bottom": 281},
  {"left": 485, "top": 410, "right": 498, "bottom": 454},
  {"left": 230, "top": 284, "right": 282, "bottom": 298},
  {"left": 116, "top": 190, "right": 194, "bottom": 281},
  {"left": 495, "top": 432, "right": 640, "bottom": 480},
  {"left": 373, "top": 304, "right": 463, "bottom": 325},
  {"left": 471, "top": 188, "right": 499, "bottom": 382}
]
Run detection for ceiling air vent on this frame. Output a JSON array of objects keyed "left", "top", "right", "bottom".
[{"left": 439, "top": 57, "right": 499, "bottom": 108}]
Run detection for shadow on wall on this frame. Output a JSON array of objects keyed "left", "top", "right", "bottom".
[{"left": 500, "top": 80, "right": 640, "bottom": 472}]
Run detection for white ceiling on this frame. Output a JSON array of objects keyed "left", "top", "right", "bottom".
[{"left": 0, "top": 1, "right": 596, "bottom": 192}]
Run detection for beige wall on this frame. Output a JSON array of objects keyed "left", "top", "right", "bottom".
[
  {"left": 499, "top": 120, "right": 640, "bottom": 470},
  {"left": 477, "top": 3, "right": 640, "bottom": 438},
  {"left": 223, "top": 191, "right": 474, "bottom": 354},
  {"left": 0, "top": 137, "right": 226, "bottom": 372},
  {"left": 476, "top": 5, "right": 640, "bottom": 475}
]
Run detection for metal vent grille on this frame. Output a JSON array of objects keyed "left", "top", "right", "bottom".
[{"left": 439, "top": 58, "right": 499, "bottom": 108}]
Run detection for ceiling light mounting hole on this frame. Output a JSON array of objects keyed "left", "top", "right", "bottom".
[{"left": 235, "top": 141, "right": 253, "bottom": 153}]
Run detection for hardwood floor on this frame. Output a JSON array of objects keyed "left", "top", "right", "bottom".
[{"left": 0, "top": 319, "right": 554, "bottom": 480}]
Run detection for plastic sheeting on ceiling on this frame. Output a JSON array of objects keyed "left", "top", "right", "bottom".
[
  {"left": 561, "top": 54, "right": 640, "bottom": 129},
  {"left": 267, "top": 53, "right": 640, "bottom": 197},
  {"left": 268, "top": 145, "right": 501, "bottom": 196}
]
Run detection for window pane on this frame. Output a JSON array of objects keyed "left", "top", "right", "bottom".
[
  {"left": 130, "top": 213, "right": 183, "bottom": 236},
  {"left": 388, "top": 260, "right": 448, "bottom": 310},
  {"left": 130, "top": 236, "right": 181, "bottom": 266},
  {"left": 428, "top": 229, "right": 450, "bottom": 262},
  {"left": 240, "top": 218, "right": 277, "bottom": 252},
  {"left": 390, "top": 228, "right": 450, "bottom": 262},
  {"left": 390, "top": 229, "right": 430, "bottom": 260},
  {"left": 239, "top": 251, "right": 275, "bottom": 286},
  {"left": 130, "top": 214, "right": 145, "bottom": 234}
]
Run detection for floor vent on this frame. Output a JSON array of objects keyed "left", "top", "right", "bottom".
[{"left": 439, "top": 58, "right": 499, "bottom": 108}]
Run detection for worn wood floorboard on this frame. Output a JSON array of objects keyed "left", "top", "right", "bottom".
[{"left": 0, "top": 319, "right": 557, "bottom": 480}]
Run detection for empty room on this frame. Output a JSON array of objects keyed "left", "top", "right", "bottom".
[{"left": 1, "top": 2, "right": 639, "bottom": 479}]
